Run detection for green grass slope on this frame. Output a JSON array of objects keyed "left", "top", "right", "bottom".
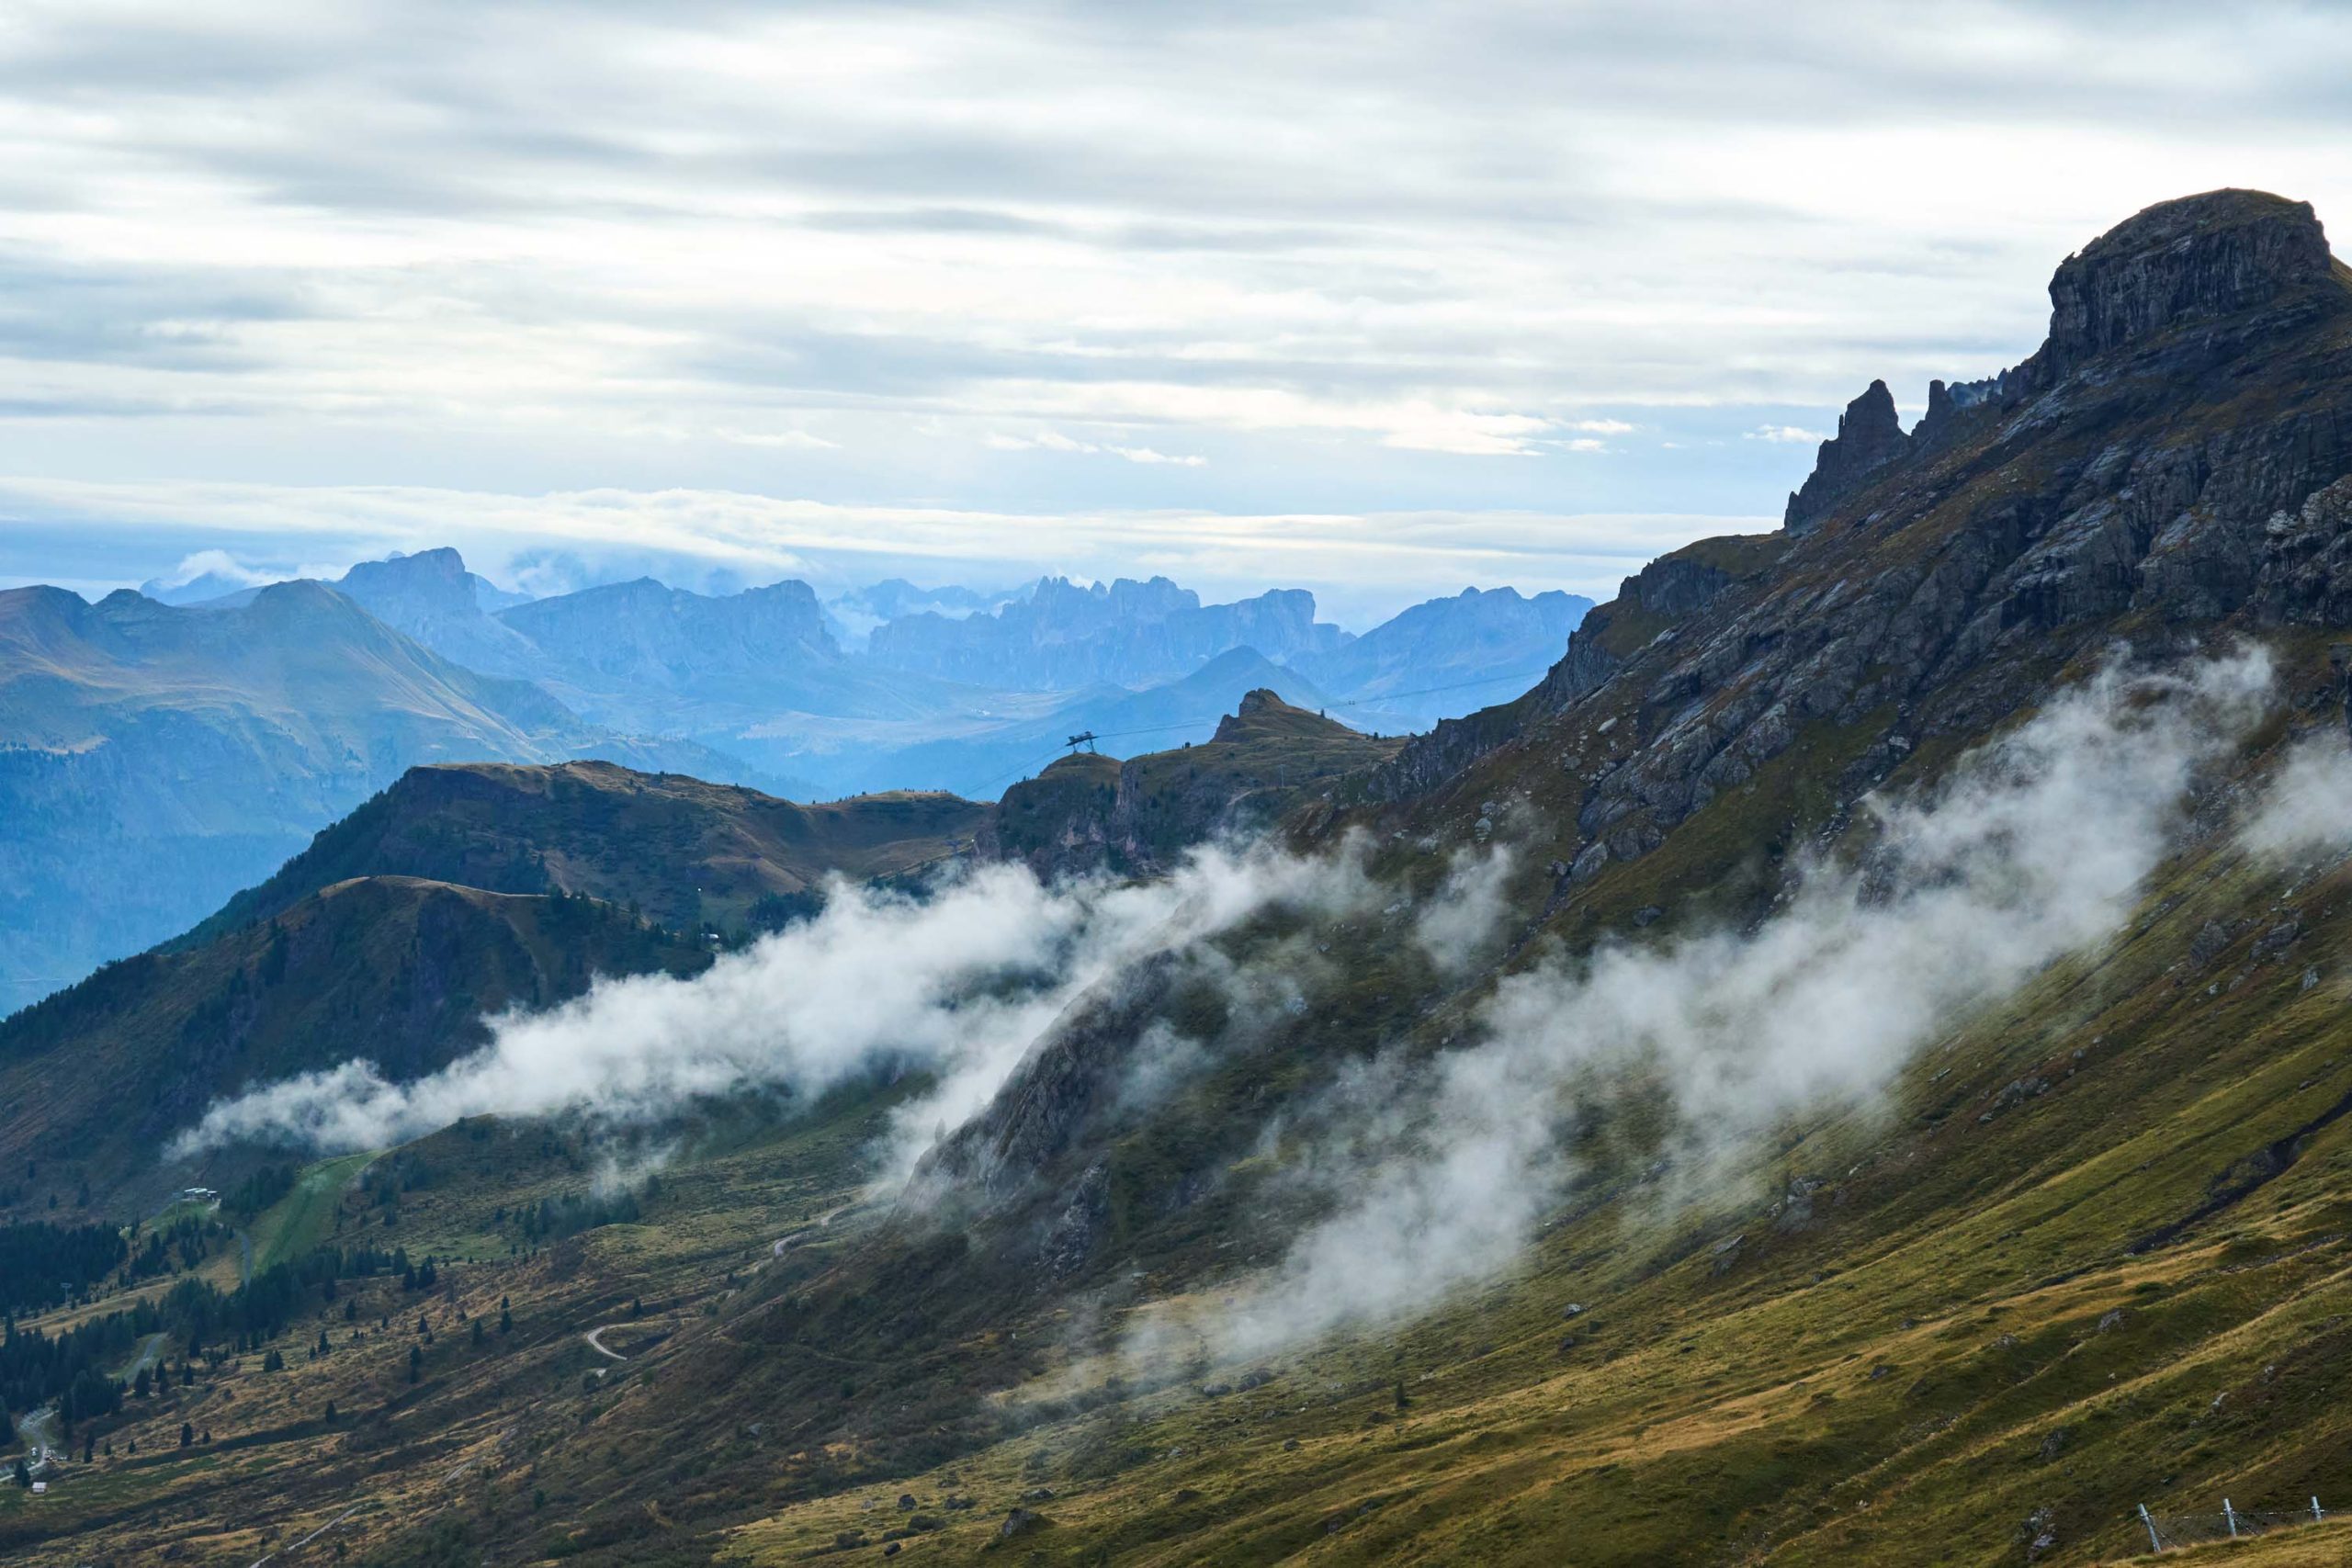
[
  {"left": 183, "top": 760, "right": 990, "bottom": 946},
  {"left": 0, "top": 876, "right": 710, "bottom": 1216}
]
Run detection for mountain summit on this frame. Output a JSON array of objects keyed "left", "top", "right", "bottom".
[{"left": 1788, "top": 187, "right": 2340, "bottom": 532}]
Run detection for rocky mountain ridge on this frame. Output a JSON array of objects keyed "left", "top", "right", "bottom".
[{"left": 1371, "top": 189, "right": 2351, "bottom": 891}]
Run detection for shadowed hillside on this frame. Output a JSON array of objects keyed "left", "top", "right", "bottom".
[{"left": 183, "top": 760, "right": 992, "bottom": 947}]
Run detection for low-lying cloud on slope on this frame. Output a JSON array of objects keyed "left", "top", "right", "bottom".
[
  {"left": 171, "top": 841, "right": 1382, "bottom": 1168},
  {"left": 1167, "top": 649, "right": 2279, "bottom": 1361},
  {"left": 178, "top": 645, "right": 2323, "bottom": 1372}
]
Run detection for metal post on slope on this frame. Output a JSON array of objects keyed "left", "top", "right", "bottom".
[
  {"left": 2223, "top": 1497, "right": 2238, "bottom": 1539},
  {"left": 2314, "top": 1495, "right": 2326, "bottom": 1522},
  {"left": 2139, "top": 1503, "right": 2161, "bottom": 1553}
]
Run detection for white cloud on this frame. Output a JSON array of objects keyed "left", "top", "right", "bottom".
[
  {"left": 713, "top": 427, "right": 840, "bottom": 450},
  {"left": 2, "top": 3, "right": 2344, "bottom": 591},
  {"left": 1747, "top": 423, "right": 1826, "bottom": 445},
  {"left": 2238, "top": 729, "right": 2352, "bottom": 862},
  {"left": 170, "top": 838, "right": 1385, "bottom": 1178},
  {"left": 1158, "top": 649, "right": 2281, "bottom": 1361},
  {"left": 985, "top": 428, "right": 1205, "bottom": 466}
]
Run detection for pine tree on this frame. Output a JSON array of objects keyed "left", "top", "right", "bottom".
[
  {"left": 179, "top": 1422, "right": 193, "bottom": 1448},
  {"left": 409, "top": 1345, "right": 423, "bottom": 1384}
]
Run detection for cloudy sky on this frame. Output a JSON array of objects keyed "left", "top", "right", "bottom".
[{"left": 0, "top": 0, "right": 2344, "bottom": 623}]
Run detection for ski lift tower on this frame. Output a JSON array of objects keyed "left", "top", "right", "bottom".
[{"left": 1066, "top": 730, "right": 1099, "bottom": 754}]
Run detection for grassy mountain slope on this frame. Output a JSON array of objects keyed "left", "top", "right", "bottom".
[
  {"left": 181, "top": 760, "right": 992, "bottom": 946},
  {"left": 0, "top": 876, "right": 711, "bottom": 1217}
]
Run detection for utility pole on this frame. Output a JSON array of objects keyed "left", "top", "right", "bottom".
[
  {"left": 2138, "top": 1504, "right": 2160, "bottom": 1554},
  {"left": 2313, "top": 1495, "right": 2326, "bottom": 1522},
  {"left": 2223, "top": 1498, "right": 2238, "bottom": 1539}
]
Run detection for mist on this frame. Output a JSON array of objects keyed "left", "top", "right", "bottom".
[
  {"left": 1173, "top": 649, "right": 2278, "bottom": 1362},
  {"left": 2237, "top": 726, "right": 2352, "bottom": 862},
  {"left": 170, "top": 840, "right": 1381, "bottom": 1165}
]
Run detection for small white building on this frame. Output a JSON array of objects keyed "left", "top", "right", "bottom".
[{"left": 29, "top": 1481, "right": 46, "bottom": 1495}]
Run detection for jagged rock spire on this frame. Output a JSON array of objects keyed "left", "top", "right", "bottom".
[{"left": 1783, "top": 378, "right": 1908, "bottom": 534}]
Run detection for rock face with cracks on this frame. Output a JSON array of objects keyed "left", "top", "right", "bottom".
[{"left": 1363, "top": 190, "right": 2352, "bottom": 879}]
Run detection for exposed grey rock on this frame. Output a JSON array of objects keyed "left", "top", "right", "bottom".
[
  {"left": 2041, "top": 189, "right": 2332, "bottom": 377},
  {"left": 1786, "top": 379, "right": 1911, "bottom": 533}
]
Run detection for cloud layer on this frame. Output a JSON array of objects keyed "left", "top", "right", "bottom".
[
  {"left": 2, "top": 3, "right": 2345, "bottom": 606},
  {"left": 171, "top": 841, "right": 1383, "bottom": 1172},
  {"left": 1176, "top": 649, "right": 2279, "bottom": 1360}
]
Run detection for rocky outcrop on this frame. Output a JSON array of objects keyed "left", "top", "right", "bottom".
[
  {"left": 2253, "top": 476, "right": 2352, "bottom": 627},
  {"left": 1398, "top": 189, "right": 2352, "bottom": 885},
  {"left": 2040, "top": 189, "right": 2335, "bottom": 377},
  {"left": 1358, "top": 539, "right": 1782, "bottom": 805},
  {"left": 990, "top": 691, "right": 1396, "bottom": 876},
  {"left": 1785, "top": 379, "right": 1912, "bottom": 533}
]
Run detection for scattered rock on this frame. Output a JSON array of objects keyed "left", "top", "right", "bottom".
[
  {"left": 2016, "top": 1506, "right": 2060, "bottom": 1562},
  {"left": 1000, "top": 1507, "right": 1045, "bottom": 1540},
  {"left": 896, "top": 1494, "right": 917, "bottom": 1511}
]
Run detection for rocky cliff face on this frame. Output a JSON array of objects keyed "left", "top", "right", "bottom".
[
  {"left": 1402, "top": 188, "right": 2352, "bottom": 887},
  {"left": 2040, "top": 188, "right": 2335, "bottom": 376}
]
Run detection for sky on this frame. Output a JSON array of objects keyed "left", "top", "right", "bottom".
[{"left": 0, "top": 0, "right": 2344, "bottom": 626}]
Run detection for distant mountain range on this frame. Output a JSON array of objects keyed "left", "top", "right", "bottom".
[
  {"left": 215, "top": 547, "right": 1584, "bottom": 796},
  {"left": 0, "top": 580, "right": 778, "bottom": 998},
  {"left": 0, "top": 550, "right": 1587, "bottom": 996}
]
